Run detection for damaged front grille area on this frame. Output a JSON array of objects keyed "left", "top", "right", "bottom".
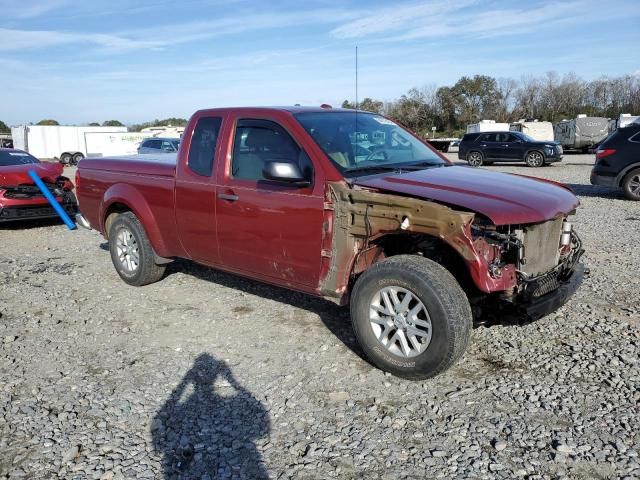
[{"left": 2, "top": 183, "right": 62, "bottom": 199}]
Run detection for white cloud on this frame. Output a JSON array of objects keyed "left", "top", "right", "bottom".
[
  {"left": 0, "top": 0, "right": 71, "bottom": 18},
  {"left": 0, "top": 28, "right": 163, "bottom": 52}
]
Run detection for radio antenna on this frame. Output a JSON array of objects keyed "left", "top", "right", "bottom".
[
  {"left": 355, "top": 46, "right": 359, "bottom": 110},
  {"left": 355, "top": 46, "right": 359, "bottom": 149}
]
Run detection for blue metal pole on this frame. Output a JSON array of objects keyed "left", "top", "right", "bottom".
[{"left": 28, "top": 169, "right": 77, "bottom": 230}]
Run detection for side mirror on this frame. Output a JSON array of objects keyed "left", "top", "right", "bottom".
[{"left": 263, "top": 161, "right": 310, "bottom": 186}]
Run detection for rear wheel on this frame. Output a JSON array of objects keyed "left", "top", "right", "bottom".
[
  {"left": 525, "top": 151, "right": 544, "bottom": 167},
  {"left": 622, "top": 168, "right": 640, "bottom": 201},
  {"left": 108, "top": 212, "right": 166, "bottom": 286},
  {"left": 467, "top": 151, "right": 483, "bottom": 167},
  {"left": 71, "top": 153, "right": 84, "bottom": 165},
  {"left": 60, "top": 152, "right": 72, "bottom": 165},
  {"left": 350, "top": 255, "right": 472, "bottom": 380}
]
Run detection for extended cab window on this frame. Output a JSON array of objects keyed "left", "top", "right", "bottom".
[
  {"left": 232, "top": 119, "right": 312, "bottom": 181},
  {"left": 188, "top": 117, "right": 222, "bottom": 177}
]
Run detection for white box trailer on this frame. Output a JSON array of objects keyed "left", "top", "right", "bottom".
[
  {"left": 10, "top": 125, "right": 128, "bottom": 163},
  {"left": 84, "top": 132, "right": 151, "bottom": 157},
  {"left": 466, "top": 120, "right": 510, "bottom": 133},
  {"left": 509, "top": 120, "right": 554, "bottom": 142},
  {"left": 553, "top": 115, "right": 609, "bottom": 151}
]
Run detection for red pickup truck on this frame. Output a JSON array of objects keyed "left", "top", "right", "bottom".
[{"left": 76, "top": 107, "right": 585, "bottom": 379}]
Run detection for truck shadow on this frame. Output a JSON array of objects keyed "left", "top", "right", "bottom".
[
  {"left": 166, "top": 260, "right": 366, "bottom": 360},
  {"left": 151, "top": 352, "right": 270, "bottom": 479}
]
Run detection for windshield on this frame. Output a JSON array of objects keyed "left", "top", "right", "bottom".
[
  {"left": 295, "top": 112, "right": 446, "bottom": 174},
  {"left": 0, "top": 151, "right": 40, "bottom": 167},
  {"left": 517, "top": 132, "right": 536, "bottom": 142}
]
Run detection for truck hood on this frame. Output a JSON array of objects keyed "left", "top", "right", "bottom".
[
  {"left": 352, "top": 165, "right": 579, "bottom": 225},
  {"left": 0, "top": 162, "right": 63, "bottom": 186}
]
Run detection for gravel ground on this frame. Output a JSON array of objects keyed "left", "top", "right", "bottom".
[{"left": 1, "top": 154, "right": 638, "bottom": 480}]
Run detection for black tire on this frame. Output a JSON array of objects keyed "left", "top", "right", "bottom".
[
  {"left": 71, "top": 153, "right": 84, "bottom": 165},
  {"left": 467, "top": 151, "right": 483, "bottom": 167},
  {"left": 108, "top": 212, "right": 166, "bottom": 286},
  {"left": 350, "top": 255, "right": 472, "bottom": 380},
  {"left": 525, "top": 150, "right": 544, "bottom": 167},
  {"left": 60, "top": 153, "right": 72, "bottom": 165},
  {"left": 622, "top": 168, "right": 640, "bottom": 201}
]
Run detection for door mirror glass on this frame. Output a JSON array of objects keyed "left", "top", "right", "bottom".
[{"left": 263, "top": 161, "right": 308, "bottom": 185}]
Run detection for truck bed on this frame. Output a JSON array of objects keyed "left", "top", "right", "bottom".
[{"left": 81, "top": 154, "right": 177, "bottom": 176}]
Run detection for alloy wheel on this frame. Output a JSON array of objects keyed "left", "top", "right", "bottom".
[
  {"left": 115, "top": 228, "right": 140, "bottom": 272},
  {"left": 369, "top": 286, "right": 433, "bottom": 358},
  {"left": 467, "top": 152, "right": 483, "bottom": 167}
]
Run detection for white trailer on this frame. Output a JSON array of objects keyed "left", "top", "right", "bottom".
[
  {"left": 553, "top": 115, "right": 609, "bottom": 151},
  {"left": 84, "top": 132, "right": 151, "bottom": 158},
  {"left": 466, "top": 120, "right": 510, "bottom": 133},
  {"left": 10, "top": 125, "right": 128, "bottom": 163},
  {"left": 509, "top": 119, "right": 554, "bottom": 142}
]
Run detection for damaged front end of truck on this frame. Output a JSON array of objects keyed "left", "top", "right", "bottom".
[{"left": 319, "top": 181, "right": 585, "bottom": 324}]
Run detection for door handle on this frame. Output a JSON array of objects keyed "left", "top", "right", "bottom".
[{"left": 218, "top": 193, "right": 239, "bottom": 201}]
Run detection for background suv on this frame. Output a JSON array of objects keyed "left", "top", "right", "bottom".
[
  {"left": 137, "top": 137, "right": 180, "bottom": 154},
  {"left": 591, "top": 122, "right": 640, "bottom": 200},
  {"left": 459, "top": 131, "right": 563, "bottom": 167}
]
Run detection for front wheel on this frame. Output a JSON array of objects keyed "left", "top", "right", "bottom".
[
  {"left": 622, "top": 168, "right": 640, "bottom": 201},
  {"left": 350, "top": 255, "right": 472, "bottom": 380},
  {"left": 108, "top": 212, "right": 166, "bottom": 286},
  {"left": 525, "top": 151, "right": 544, "bottom": 167}
]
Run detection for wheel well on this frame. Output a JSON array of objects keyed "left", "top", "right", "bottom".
[
  {"left": 618, "top": 164, "right": 640, "bottom": 186},
  {"left": 104, "top": 202, "right": 131, "bottom": 238},
  {"left": 526, "top": 149, "right": 544, "bottom": 158},
  {"left": 370, "top": 233, "right": 478, "bottom": 294}
]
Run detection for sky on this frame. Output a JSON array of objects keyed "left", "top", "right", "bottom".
[{"left": 1, "top": 0, "right": 639, "bottom": 125}]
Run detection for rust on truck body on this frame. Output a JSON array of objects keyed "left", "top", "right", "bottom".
[{"left": 318, "top": 181, "right": 518, "bottom": 304}]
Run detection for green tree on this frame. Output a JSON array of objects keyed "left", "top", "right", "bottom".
[
  {"left": 0, "top": 120, "right": 9, "bottom": 133},
  {"left": 88, "top": 122, "right": 101, "bottom": 126},
  {"left": 102, "top": 120, "right": 125, "bottom": 127},
  {"left": 36, "top": 119, "right": 60, "bottom": 125}
]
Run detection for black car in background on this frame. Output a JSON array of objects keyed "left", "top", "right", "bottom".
[
  {"left": 458, "top": 131, "right": 563, "bottom": 167},
  {"left": 591, "top": 122, "right": 640, "bottom": 200}
]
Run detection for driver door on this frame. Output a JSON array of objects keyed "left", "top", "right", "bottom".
[{"left": 215, "top": 117, "right": 324, "bottom": 288}]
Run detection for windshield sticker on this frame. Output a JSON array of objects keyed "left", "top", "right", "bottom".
[
  {"left": 9, "top": 152, "right": 29, "bottom": 156},
  {"left": 372, "top": 117, "right": 396, "bottom": 126}
]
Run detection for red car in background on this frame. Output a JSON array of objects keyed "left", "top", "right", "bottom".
[{"left": 0, "top": 149, "right": 77, "bottom": 223}]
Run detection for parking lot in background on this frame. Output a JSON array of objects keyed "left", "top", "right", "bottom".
[{"left": 1, "top": 153, "right": 638, "bottom": 479}]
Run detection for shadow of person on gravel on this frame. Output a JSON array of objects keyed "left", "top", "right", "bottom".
[{"left": 151, "top": 353, "right": 270, "bottom": 479}]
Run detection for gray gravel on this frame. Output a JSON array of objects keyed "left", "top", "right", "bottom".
[{"left": 1, "top": 154, "right": 638, "bottom": 479}]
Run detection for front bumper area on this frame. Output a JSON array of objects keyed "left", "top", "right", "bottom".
[
  {"left": 521, "top": 262, "right": 585, "bottom": 320},
  {"left": 0, "top": 202, "right": 77, "bottom": 222}
]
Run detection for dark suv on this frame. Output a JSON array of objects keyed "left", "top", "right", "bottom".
[
  {"left": 590, "top": 122, "right": 640, "bottom": 200},
  {"left": 459, "top": 131, "right": 563, "bottom": 167}
]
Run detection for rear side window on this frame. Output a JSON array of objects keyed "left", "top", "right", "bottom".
[
  {"left": 628, "top": 131, "right": 640, "bottom": 143},
  {"left": 480, "top": 133, "right": 497, "bottom": 142},
  {"left": 188, "top": 117, "right": 222, "bottom": 177},
  {"left": 144, "top": 139, "right": 162, "bottom": 149},
  {"left": 232, "top": 119, "right": 312, "bottom": 182}
]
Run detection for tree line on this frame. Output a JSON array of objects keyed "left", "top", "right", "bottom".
[
  {"left": 342, "top": 72, "right": 640, "bottom": 137},
  {"left": 0, "top": 118, "right": 188, "bottom": 132}
]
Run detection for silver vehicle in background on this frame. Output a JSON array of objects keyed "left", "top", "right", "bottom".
[
  {"left": 137, "top": 137, "right": 180, "bottom": 154},
  {"left": 553, "top": 114, "right": 609, "bottom": 152}
]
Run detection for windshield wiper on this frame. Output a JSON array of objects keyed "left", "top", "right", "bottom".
[{"left": 343, "top": 165, "right": 404, "bottom": 176}]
